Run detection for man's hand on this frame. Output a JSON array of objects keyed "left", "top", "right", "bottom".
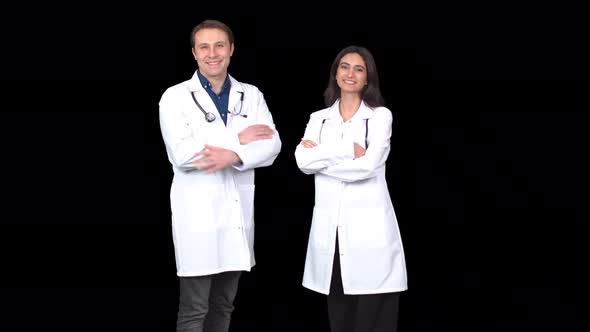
[
  {"left": 192, "top": 145, "right": 241, "bottom": 174},
  {"left": 238, "top": 124, "right": 274, "bottom": 145},
  {"left": 300, "top": 139, "right": 317, "bottom": 148},
  {"left": 353, "top": 143, "right": 366, "bottom": 159}
]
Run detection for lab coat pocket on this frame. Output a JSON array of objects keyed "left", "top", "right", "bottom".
[
  {"left": 345, "top": 208, "right": 393, "bottom": 248},
  {"left": 171, "top": 182, "right": 223, "bottom": 233},
  {"left": 309, "top": 207, "right": 334, "bottom": 253},
  {"left": 238, "top": 184, "right": 255, "bottom": 228}
]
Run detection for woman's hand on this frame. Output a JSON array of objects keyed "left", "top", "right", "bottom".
[
  {"left": 353, "top": 143, "right": 366, "bottom": 159},
  {"left": 300, "top": 139, "right": 318, "bottom": 148}
]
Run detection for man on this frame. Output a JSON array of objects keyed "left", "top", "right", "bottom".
[{"left": 158, "top": 19, "right": 281, "bottom": 332}]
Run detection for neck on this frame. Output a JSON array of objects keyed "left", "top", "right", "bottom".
[
  {"left": 202, "top": 72, "right": 228, "bottom": 94},
  {"left": 339, "top": 94, "right": 362, "bottom": 122},
  {"left": 209, "top": 77, "right": 226, "bottom": 94}
]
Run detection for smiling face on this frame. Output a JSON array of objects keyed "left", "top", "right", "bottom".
[
  {"left": 335, "top": 52, "right": 368, "bottom": 96},
  {"left": 191, "top": 27, "right": 234, "bottom": 82}
]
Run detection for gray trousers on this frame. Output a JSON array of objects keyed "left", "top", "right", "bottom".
[{"left": 177, "top": 271, "right": 242, "bottom": 332}]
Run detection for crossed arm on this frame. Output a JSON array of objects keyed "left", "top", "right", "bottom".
[
  {"left": 192, "top": 124, "right": 274, "bottom": 174},
  {"left": 295, "top": 109, "right": 392, "bottom": 182}
]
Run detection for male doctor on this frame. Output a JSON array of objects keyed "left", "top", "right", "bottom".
[{"left": 158, "top": 19, "right": 281, "bottom": 332}]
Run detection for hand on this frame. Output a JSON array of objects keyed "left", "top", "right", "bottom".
[
  {"left": 353, "top": 143, "right": 366, "bottom": 159},
  {"left": 300, "top": 139, "right": 317, "bottom": 148},
  {"left": 238, "top": 124, "right": 274, "bottom": 144},
  {"left": 192, "top": 144, "right": 241, "bottom": 174}
]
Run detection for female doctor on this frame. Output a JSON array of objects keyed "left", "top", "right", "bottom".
[
  {"left": 159, "top": 20, "right": 281, "bottom": 332},
  {"left": 295, "top": 45, "right": 407, "bottom": 332}
]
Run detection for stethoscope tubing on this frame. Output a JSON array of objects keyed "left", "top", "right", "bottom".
[{"left": 190, "top": 90, "right": 245, "bottom": 123}]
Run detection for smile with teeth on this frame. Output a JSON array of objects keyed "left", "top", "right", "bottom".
[{"left": 343, "top": 79, "right": 357, "bottom": 84}]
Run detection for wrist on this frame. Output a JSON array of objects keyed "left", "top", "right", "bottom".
[{"left": 233, "top": 152, "right": 242, "bottom": 165}]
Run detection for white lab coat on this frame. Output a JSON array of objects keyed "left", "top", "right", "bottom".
[
  {"left": 159, "top": 71, "right": 281, "bottom": 276},
  {"left": 295, "top": 100, "right": 407, "bottom": 295}
]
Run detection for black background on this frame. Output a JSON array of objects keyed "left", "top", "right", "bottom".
[{"left": 2, "top": 3, "right": 589, "bottom": 332}]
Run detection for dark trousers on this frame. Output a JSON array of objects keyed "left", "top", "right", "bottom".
[
  {"left": 177, "top": 271, "right": 242, "bottom": 332},
  {"left": 327, "top": 237, "right": 401, "bottom": 332}
]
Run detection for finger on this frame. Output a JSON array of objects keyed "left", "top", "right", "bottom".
[
  {"left": 251, "top": 124, "right": 270, "bottom": 130},
  {"left": 306, "top": 141, "right": 317, "bottom": 147},
  {"left": 193, "top": 160, "right": 207, "bottom": 170},
  {"left": 194, "top": 146, "right": 208, "bottom": 157},
  {"left": 193, "top": 157, "right": 214, "bottom": 170},
  {"left": 203, "top": 162, "right": 224, "bottom": 174},
  {"left": 197, "top": 162, "right": 217, "bottom": 172},
  {"left": 256, "top": 132, "right": 273, "bottom": 138},
  {"left": 254, "top": 127, "right": 271, "bottom": 133},
  {"left": 194, "top": 151, "right": 210, "bottom": 158}
]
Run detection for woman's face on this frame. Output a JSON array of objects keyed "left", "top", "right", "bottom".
[{"left": 336, "top": 52, "right": 368, "bottom": 95}]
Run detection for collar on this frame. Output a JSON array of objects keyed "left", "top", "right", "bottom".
[
  {"left": 187, "top": 70, "right": 235, "bottom": 93},
  {"left": 322, "top": 100, "right": 375, "bottom": 121},
  {"left": 196, "top": 70, "right": 231, "bottom": 94}
]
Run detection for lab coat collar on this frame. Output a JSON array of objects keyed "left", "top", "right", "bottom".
[
  {"left": 322, "top": 99, "right": 375, "bottom": 121},
  {"left": 187, "top": 71, "right": 244, "bottom": 94}
]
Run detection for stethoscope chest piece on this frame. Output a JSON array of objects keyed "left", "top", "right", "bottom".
[
  {"left": 205, "top": 112, "right": 216, "bottom": 122},
  {"left": 190, "top": 88, "right": 244, "bottom": 123}
]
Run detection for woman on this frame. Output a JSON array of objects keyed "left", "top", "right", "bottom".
[{"left": 294, "top": 45, "right": 407, "bottom": 332}]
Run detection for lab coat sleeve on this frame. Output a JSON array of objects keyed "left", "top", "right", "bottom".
[
  {"left": 294, "top": 114, "right": 356, "bottom": 175},
  {"left": 232, "top": 89, "right": 282, "bottom": 171},
  {"left": 158, "top": 87, "right": 204, "bottom": 171},
  {"left": 319, "top": 108, "right": 392, "bottom": 182}
]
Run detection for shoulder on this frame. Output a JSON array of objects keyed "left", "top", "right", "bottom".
[
  {"left": 237, "top": 81, "right": 260, "bottom": 92},
  {"left": 229, "top": 76, "right": 263, "bottom": 96},
  {"left": 370, "top": 106, "right": 393, "bottom": 121},
  {"left": 309, "top": 107, "right": 331, "bottom": 120},
  {"left": 159, "top": 80, "right": 191, "bottom": 103}
]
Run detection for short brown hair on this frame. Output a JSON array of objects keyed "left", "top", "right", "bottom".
[{"left": 190, "top": 19, "right": 234, "bottom": 48}]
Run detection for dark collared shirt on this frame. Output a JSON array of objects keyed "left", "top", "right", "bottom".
[{"left": 197, "top": 71, "right": 232, "bottom": 125}]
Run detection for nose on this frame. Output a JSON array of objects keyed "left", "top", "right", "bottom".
[{"left": 207, "top": 47, "right": 217, "bottom": 58}]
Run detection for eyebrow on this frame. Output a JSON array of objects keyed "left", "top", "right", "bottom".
[
  {"left": 196, "top": 41, "right": 227, "bottom": 47},
  {"left": 340, "top": 61, "right": 366, "bottom": 70}
]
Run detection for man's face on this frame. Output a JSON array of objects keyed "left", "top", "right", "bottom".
[{"left": 192, "top": 28, "right": 234, "bottom": 81}]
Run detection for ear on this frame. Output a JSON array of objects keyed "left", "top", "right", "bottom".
[
  {"left": 230, "top": 43, "right": 235, "bottom": 56},
  {"left": 191, "top": 47, "right": 197, "bottom": 60}
]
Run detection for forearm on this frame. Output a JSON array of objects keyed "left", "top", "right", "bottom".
[
  {"left": 233, "top": 132, "right": 281, "bottom": 170},
  {"left": 319, "top": 144, "right": 390, "bottom": 182},
  {"left": 295, "top": 141, "right": 355, "bottom": 174}
]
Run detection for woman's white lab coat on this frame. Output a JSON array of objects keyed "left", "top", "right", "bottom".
[
  {"left": 295, "top": 100, "right": 407, "bottom": 295},
  {"left": 159, "top": 72, "right": 281, "bottom": 276}
]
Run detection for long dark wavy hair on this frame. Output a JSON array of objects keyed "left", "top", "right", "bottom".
[{"left": 323, "top": 45, "right": 385, "bottom": 108}]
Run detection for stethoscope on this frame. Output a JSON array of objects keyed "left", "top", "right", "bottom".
[
  {"left": 319, "top": 118, "right": 369, "bottom": 148},
  {"left": 190, "top": 90, "right": 245, "bottom": 123}
]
